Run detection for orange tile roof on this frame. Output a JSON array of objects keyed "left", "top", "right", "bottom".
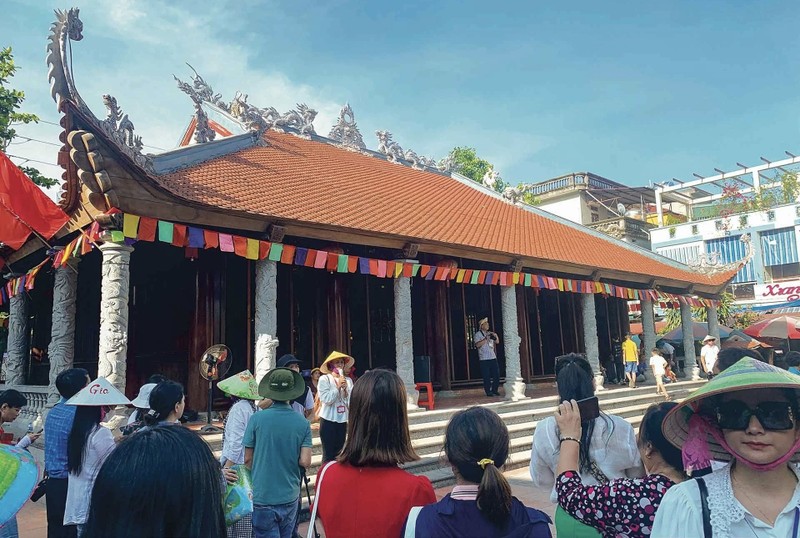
[{"left": 158, "top": 131, "right": 735, "bottom": 289}]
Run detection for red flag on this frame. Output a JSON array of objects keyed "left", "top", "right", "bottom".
[{"left": 0, "top": 152, "right": 69, "bottom": 249}]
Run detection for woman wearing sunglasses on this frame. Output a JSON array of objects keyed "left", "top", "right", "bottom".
[{"left": 653, "top": 357, "right": 800, "bottom": 537}]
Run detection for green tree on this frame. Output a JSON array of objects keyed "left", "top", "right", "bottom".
[
  {"left": 448, "top": 146, "right": 505, "bottom": 192},
  {"left": 662, "top": 292, "right": 748, "bottom": 333},
  {"left": 0, "top": 47, "right": 57, "bottom": 188}
]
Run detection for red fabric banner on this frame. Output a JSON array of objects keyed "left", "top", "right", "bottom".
[
  {"left": 0, "top": 152, "right": 69, "bottom": 249},
  {"left": 203, "top": 229, "right": 219, "bottom": 249},
  {"left": 138, "top": 217, "right": 157, "bottom": 242}
]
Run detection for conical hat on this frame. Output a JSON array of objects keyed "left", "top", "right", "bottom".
[
  {"left": 217, "top": 371, "right": 260, "bottom": 400},
  {"left": 67, "top": 377, "right": 131, "bottom": 406},
  {"left": 0, "top": 445, "right": 38, "bottom": 526},
  {"left": 320, "top": 351, "right": 355, "bottom": 374},
  {"left": 662, "top": 357, "right": 800, "bottom": 461}
]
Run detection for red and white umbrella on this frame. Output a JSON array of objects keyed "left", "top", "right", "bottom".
[{"left": 743, "top": 316, "right": 800, "bottom": 340}]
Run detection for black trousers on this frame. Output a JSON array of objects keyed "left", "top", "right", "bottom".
[
  {"left": 319, "top": 418, "right": 347, "bottom": 463},
  {"left": 480, "top": 359, "right": 500, "bottom": 395},
  {"left": 613, "top": 359, "right": 625, "bottom": 382},
  {"left": 46, "top": 477, "right": 77, "bottom": 538}
]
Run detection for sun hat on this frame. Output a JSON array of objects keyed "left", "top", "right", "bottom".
[
  {"left": 319, "top": 351, "right": 355, "bottom": 374},
  {"left": 258, "top": 368, "right": 306, "bottom": 401},
  {"left": 277, "top": 354, "right": 302, "bottom": 368},
  {"left": 67, "top": 377, "right": 131, "bottom": 407},
  {"left": 662, "top": 357, "right": 800, "bottom": 472},
  {"left": 130, "top": 383, "right": 157, "bottom": 409},
  {"left": 0, "top": 445, "right": 38, "bottom": 526},
  {"left": 702, "top": 334, "right": 717, "bottom": 343},
  {"left": 217, "top": 371, "right": 260, "bottom": 400},
  {"left": 479, "top": 317, "right": 489, "bottom": 325}
]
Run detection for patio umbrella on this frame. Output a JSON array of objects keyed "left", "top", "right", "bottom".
[
  {"left": 722, "top": 330, "right": 770, "bottom": 350},
  {"left": 743, "top": 316, "right": 800, "bottom": 340},
  {"left": 661, "top": 322, "right": 733, "bottom": 342}
]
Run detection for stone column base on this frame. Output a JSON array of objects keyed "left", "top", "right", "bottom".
[
  {"left": 504, "top": 378, "right": 528, "bottom": 401},
  {"left": 691, "top": 366, "right": 702, "bottom": 381},
  {"left": 594, "top": 373, "right": 606, "bottom": 392},
  {"left": 406, "top": 388, "right": 420, "bottom": 410}
]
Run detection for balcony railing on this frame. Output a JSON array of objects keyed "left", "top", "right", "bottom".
[
  {"left": 529, "top": 172, "right": 622, "bottom": 197},
  {"left": 0, "top": 384, "right": 49, "bottom": 425}
]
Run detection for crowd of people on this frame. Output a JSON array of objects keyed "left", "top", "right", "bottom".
[{"left": 3, "top": 342, "right": 800, "bottom": 537}]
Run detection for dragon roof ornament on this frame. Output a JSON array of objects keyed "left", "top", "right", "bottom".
[
  {"left": 328, "top": 104, "right": 366, "bottom": 150},
  {"left": 375, "top": 130, "right": 454, "bottom": 173},
  {"left": 47, "top": 8, "right": 152, "bottom": 171},
  {"left": 174, "top": 67, "right": 317, "bottom": 139},
  {"left": 688, "top": 233, "right": 753, "bottom": 276}
]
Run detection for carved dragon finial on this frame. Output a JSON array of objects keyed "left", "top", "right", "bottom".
[
  {"left": 47, "top": 9, "right": 152, "bottom": 170},
  {"left": 688, "top": 233, "right": 753, "bottom": 276},
  {"left": 328, "top": 103, "right": 366, "bottom": 150}
]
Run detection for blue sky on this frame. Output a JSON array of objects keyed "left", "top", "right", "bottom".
[{"left": 3, "top": 0, "right": 799, "bottom": 195}]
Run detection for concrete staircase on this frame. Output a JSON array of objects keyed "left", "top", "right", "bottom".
[{"left": 205, "top": 379, "right": 705, "bottom": 508}]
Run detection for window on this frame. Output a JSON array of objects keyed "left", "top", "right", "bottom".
[
  {"left": 739, "top": 215, "right": 748, "bottom": 228},
  {"left": 768, "top": 210, "right": 776, "bottom": 222},
  {"left": 591, "top": 212, "right": 599, "bottom": 223},
  {"left": 766, "top": 262, "right": 800, "bottom": 281},
  {"left": 691, "top": 225, "right": 698, "bottom": 235}
]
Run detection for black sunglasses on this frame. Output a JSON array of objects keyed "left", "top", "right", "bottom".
[{"left": 715, "top": 400, "right": 796, "bottom": 431}]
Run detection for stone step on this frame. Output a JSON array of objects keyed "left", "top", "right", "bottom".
[
  {"left": 205, "top": 380, "right": 704, "bottom": 458},
  {"left": 234, "top": 386, "right": 690, "bottom": 503}
]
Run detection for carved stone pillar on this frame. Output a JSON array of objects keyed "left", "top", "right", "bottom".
[
  {"left": 641, "top": 297, "right": 657, "bottom": 361},
  {"left": 47, "top": 260, "right": 80, "bottom": 405},
  {"left": 254, "top": 259, "right": 278, "bottom": 384},
  {"left": 5, "top": 287, "right": 28, "bottom": 386},
  {"left": 707, "top": 304, "right": 720, "bottom": 342},
  {"left": 98, "top": 243, "right": 133, "bottom": 394},
  {"left": 680, "top": 302, "right": 700, "bottom": 380},
  {"left": 394, "top": 275, "right": 418, "bottom": 408},
  {"left": 580, "top": 293, "right": 604, "bottom": 391},
  {"left": 502, "top": 285, "right": 527, "bottom": 400}
]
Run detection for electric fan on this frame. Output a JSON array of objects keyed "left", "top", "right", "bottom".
[{"left": 198, "top": 344, "right": 232, "bottom": 434}]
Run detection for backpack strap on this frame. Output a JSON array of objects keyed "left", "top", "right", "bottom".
[{"left": 696, "top": 477, "right": 712, "bottom": 538}]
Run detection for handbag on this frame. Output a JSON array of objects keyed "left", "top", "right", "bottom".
[
  {"left": 30, "top": 475, "right": 47, "bottom": 502},
  {"left": 223, "top": 464, "right": 253, "bottom": 527},
  {"left": 306, "top": 461, "right": 336, "bottom": 538}
]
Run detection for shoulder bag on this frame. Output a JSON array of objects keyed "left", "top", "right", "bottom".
[{"left": 306, "top": 461, "right": 336, "bottom": 538}]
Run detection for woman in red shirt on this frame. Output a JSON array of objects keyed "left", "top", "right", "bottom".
[{"left": 312, "top": 369, "right": 436, "bottom": 538}]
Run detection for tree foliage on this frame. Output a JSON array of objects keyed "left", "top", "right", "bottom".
[
  {"left": 448, "top": 146, "right": 505, "bottom": 192},
  {"left": 661, "top": 292, "right": 762, "bottom": 333},
  {"left": 0, "top": 47, "right": 57, "bottom": 188}
]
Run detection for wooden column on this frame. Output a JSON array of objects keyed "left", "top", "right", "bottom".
[
  {"left": 326, "top": 274, "right": 348, "bottom": 353},
  {"left": 432, "top": 281, "right": 452, "bottom": 391},
  {"left": 516, "top": 286, "right": 532, "bottom": 382}
]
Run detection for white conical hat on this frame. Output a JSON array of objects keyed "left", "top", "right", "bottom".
[{"left": 67, "top": 377, "right": 131, "bottom": 406}]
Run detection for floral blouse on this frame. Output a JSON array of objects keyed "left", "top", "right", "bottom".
[{"left": 556, "top": 470, "right": 675, "bottom": 538}]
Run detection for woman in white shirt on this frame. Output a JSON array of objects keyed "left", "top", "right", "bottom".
[
  {"left": 654, "top": 357, "right": 800, "bottom": 537},
  {"left": 530, "top": 354, "right": 643, "bottom": 537},
  {"left": 64, "top": 378, "right": 130, "bottom": 533},
  {"left": 317, "top": 351, "right": 355, "bottom": 462},
  {"left": 217, "top": 370, "right": 260, "bottom": 538}
]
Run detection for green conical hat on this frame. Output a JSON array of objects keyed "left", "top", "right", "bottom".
[
  {"left": 218, "top": 370, "right": 260, "bottom": 400},
  {"left": 0, "top": 445, "right": 38, "bottom": 526},
  {"left": 663, "top": 357, "right": 800, "bottom": 460}
]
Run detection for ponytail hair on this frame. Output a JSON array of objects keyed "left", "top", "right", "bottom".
[
  {"left": 143, "top": 381, "right": 184, "bottom": 426},
  {"left": 444, "top": 407, "right": 512, "bottom": 527}
]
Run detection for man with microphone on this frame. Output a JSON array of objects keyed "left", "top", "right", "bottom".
[{"left": 474, "top": 317, "right": 501, "bottom": 397}]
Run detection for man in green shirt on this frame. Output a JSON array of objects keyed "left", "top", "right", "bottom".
[{"left": 244, "top": 368, "right": 312, "bottom": 538}]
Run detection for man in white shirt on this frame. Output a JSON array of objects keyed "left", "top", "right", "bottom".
[
  {"left": 700, "top": 335, "right": 719, "bottom": 379},
  {"left": 474, "top": 317, "right": 501, "bottom": 397}
]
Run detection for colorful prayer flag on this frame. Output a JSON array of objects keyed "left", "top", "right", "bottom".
[
  {"left": 203, "top": 230, "right": 219, "bottom": 249},
  {"left": 281, "top": 245, "right": 296, "bottom": 264},
  {"left": 269, "top": 243, "right": 284, "bottom": 262},
  {"left": 158, "top": 221, "right": 174, "bottom": 243},
  {"left": 246, "top": 238, "right": 260, "bottom": 260},
  {"left": 122, "top": 214, "right": 140, "bottom": 238},
  {"left": 188, "top": 227, "right": 205, "bottom": 248},
  {"left": 219, "top": 234, "right": 234, "bottom": 252}
]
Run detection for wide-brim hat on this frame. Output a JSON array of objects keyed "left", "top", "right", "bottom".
[
  {"left": 320, "top": 351, "right": 355, "bottom": 374},
  {"left": 218, "top": 370, "right": 260, "bottom": 400},
  {"left": 0, "top": 445, "right": 38, "bottom": 526},
  {"left": 277, "top": 354, "right": 302, "bottom": 368},
  {"left": 662, "top": 357, "right": 800, "bottom": 462},
  {"left": 258, "top": 368, "right": 306, "bottom": 401},
  {"left": 130, "top": 383, "right": 157, "bottom": 408},
  {"left": 67, "top": 377, "right": 131, "bottom": 406},
  {"left": 479, "top": 317, "right": 489, "bottom": 325},
  {"left": 702, "top": 334, "right": 717, "bottom": 343}
]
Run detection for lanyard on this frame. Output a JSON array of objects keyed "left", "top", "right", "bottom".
[{"left": 793, "top": 507, "right": 799, "bottom": 538}]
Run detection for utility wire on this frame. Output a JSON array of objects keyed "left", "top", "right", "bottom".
[{"left": 31, "top": 118, "right": 168, "bottom": 152}]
